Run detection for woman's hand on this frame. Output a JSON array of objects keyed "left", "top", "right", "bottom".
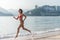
[
  {"left": 13, "top": 16, "right": 18, "bottom": 20},
  {"left": 13, "top": 16, "right": 15, "bottom": 18},
  {"left": 13, "top": 16, "right": 16, "bottom": 19}
]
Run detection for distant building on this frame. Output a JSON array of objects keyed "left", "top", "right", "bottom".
[
  {"left": 35, "top": 5, "right": 38, "bottom": 9},
  {"left": 25, "top": 5, "right": 60, "bottom": 16},
  {"left": 29, "top": 11, "right": 32, "bottom": 14},
  {"left": 57, "top": 6, "right": 60, "bottom": 12}
]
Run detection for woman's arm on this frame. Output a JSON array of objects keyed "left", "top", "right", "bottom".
[
  {"left": 23, "top": 14, "right": 27, "bottom": 21},
  {"left": 13, "top": 16, "right": 19, "bottom": 20}
]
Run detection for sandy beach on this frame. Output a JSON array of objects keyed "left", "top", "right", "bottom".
[
  {"left": 0, "top": 30, "right": 60, "bottom": 40},
  {"left": 1, "top": 34, "right": 60, "bottom": 40}
]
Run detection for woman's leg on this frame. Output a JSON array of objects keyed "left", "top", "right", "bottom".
[
  {"left": 15, "top": 24, "right": 21, "bottom": 38},
  {"left": 22, "top": 24, "right": 31, "bottom": 33}
]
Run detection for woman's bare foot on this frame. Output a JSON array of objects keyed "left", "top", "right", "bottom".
[
  {"left": 29, "top": 30, "right": 31, "bottom": 33},
  {"left": 15, "top": 35, "right": 18, "bottom": 38}
]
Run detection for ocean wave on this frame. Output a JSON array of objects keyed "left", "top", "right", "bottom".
[{"left": 0, "top": 28, "right": 60, "bottom": 39}]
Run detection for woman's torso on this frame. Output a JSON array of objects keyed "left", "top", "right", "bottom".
[{"left": 18, "top": 14, "right": 24, "bottom": 23}]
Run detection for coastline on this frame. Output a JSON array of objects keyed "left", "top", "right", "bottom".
[{"left": 1, "top": 30, "right": 60, "bottom": 40}]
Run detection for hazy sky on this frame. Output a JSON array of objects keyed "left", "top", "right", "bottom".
[{"left": 0, "top": 0, "right": 60, "bottom": 10}]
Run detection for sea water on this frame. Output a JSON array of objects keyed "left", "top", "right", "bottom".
[{"left": 0, "top": 16, "right": 60, "bottom": 38}]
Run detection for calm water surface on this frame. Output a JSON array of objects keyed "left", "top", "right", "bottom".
[{"left": 0, "top": 16, "right": 60, "bottom": 35}]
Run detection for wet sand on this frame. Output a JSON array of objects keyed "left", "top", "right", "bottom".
[{"left": 1, "top": 30, "right": 60, "bottom": 40}]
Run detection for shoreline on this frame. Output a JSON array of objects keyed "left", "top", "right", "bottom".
[{"left": 1, "top": 30, "right": 60, "bottom": 40}]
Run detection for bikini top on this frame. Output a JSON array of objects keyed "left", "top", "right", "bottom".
[{"left": 18, "top": 14, "right": 23, "bottom": 19}]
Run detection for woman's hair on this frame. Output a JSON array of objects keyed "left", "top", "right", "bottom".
[{"left": 18, "top": 9, "right": 23, "bottom": 13}]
